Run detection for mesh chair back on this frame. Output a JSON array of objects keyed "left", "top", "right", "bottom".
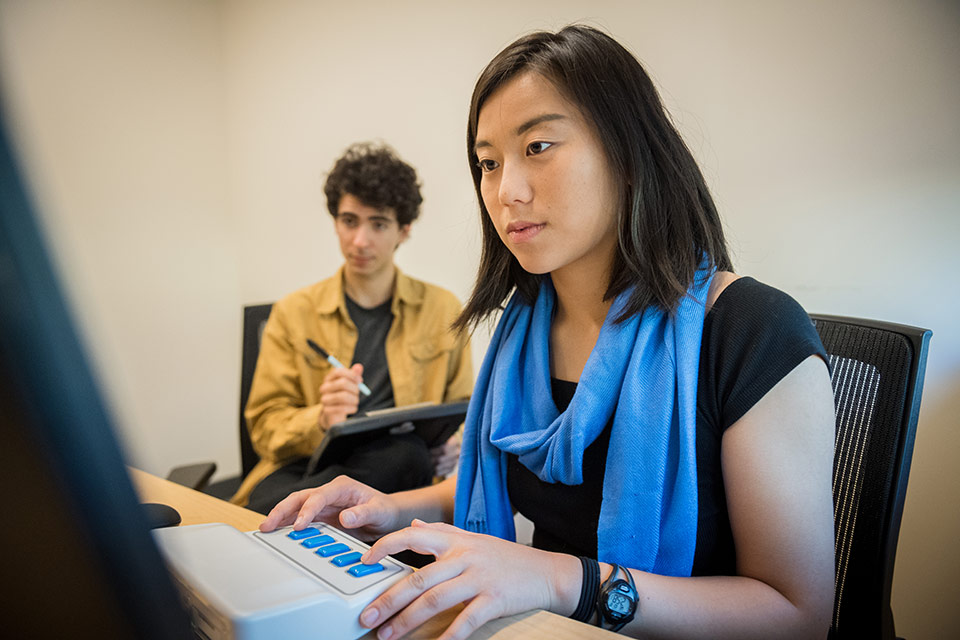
[
  {"left": 811, "top": 314, "right": 931, "bottom": 640},
  {"left": 239, "top": 303, "right": 273, "bottom": 478}
]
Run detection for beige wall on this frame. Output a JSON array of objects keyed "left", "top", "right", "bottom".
[
  {"left": 0, "top": 0, "right": 240, "bottom": 480},
  {"left": 1, "top": 0, "right": 957, "bottom": 637}
]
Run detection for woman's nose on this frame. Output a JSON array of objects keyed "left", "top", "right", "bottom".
[{"left": 498, "top": 161, "right": 533, "bottom": 206}]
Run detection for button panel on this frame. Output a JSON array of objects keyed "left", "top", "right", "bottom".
[{"left": 254, "top": 523, "right": 406, "bottom": 596}]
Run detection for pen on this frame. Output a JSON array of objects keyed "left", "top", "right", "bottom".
[{"left": 306, "top": 339, "right": 372, "bottom": 396}]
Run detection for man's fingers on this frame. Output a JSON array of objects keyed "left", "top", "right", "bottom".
[
  {"left": 319, "top": 385, "right": 359, "bottom": 428},
  {"left": 320, "top": 378, "right": 361, "bottom": 398},
  {"left": 323, "top": 394, "right": 359, "bottom": 412},
  {"left": 322, "top": 364, "right": 365, "bottom": 387}
]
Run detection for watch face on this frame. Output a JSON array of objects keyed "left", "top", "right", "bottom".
[
  {"left": 601, "top": 578, "right": 638, "bottom": 624},
  {"left": 608, "top": 592, "right": 632, "bottom": 616}
]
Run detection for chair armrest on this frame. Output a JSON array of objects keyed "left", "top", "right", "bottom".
[{"left": 166, "top": 462, "right": 217, "bottom": 491}]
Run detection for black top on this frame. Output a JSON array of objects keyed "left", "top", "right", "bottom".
[
  {"left": 505, "top": 277, "right": 827, "bottom": 576},
  {"left": 345, "top": 294, "right": 395, "bottom": 413}
]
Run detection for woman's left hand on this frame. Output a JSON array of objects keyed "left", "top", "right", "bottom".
[{"left": 358, "top": 519, "right": 578, "bottom": 640}]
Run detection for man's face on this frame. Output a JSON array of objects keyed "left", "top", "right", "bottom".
[{"left": 335, "top": 193, "right": 410, "bottom": 281}]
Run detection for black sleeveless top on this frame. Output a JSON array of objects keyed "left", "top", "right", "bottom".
[{"left": 505, "top": 278, "right": 827, "bottom": 576}]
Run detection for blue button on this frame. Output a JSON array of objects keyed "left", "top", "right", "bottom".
[
  {"left": 331, "top": 551, "right": 363, "bottom": 567},
  {"left": 348, "top": 563, "right": 385, "bottom": 577},
  {"left": 287, "top": 527, "right": 320, "bottom": 540},
  {"left": 301, "top": 534, "right": 335, "bottom": 548},
  {"left": 316, "top": 542, "right": 351, "bottom": 557}
]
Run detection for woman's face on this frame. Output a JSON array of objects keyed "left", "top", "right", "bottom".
[{"left": 474, "top": 72, "right": 620, "bottom": 283}]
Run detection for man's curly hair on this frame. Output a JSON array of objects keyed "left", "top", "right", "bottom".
[{"left": 323, "top": 142, "right": 423, "bottom": 226}]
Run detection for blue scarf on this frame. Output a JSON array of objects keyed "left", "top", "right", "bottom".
[{"left": 454, "top": 270, "right": 713, "bottom": 576}]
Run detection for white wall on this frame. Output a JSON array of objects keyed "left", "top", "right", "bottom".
[
  {"left": 0, "top": 0, "right": 241, "bottom": 477},
  {"left": 1, "top": 1, "right": 957, "bottom": 637}
]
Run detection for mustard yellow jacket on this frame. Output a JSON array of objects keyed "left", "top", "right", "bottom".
[{"left": 231, "top": 267, "right": 473, "bottom": 506}]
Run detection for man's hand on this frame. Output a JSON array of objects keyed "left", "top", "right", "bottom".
[
  {"left": 430, "top": 432, "right": 461, "bottom": 478},
  {"left": 317, "top": 363, "right": 365, "bottom": 430}
]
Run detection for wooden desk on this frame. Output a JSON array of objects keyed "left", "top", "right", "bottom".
[
  {"left": 131, "top": 469, "right": 617, "bottom": 640},
  {"left": 132, "top": 468, "right": 263, "bottom": 530}
]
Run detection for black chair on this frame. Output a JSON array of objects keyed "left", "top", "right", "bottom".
[
  {"left": 811, "top": 314, "right": 931, "bottom": 640},
  {"left": 166, "top": 303, "right": 273, "bottom": 498}
]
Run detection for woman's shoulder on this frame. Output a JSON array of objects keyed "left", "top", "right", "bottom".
[
  {"left": 708, "top": 274, "right": 813, "bottom": 330},
  {"left": 705, "top": 270, "right": 741, "bottom": 312},
  {"left": 700, "top": 274, "right": 827, "bottom": 430}
]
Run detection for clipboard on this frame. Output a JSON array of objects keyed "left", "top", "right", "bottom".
[{"left": 305, "top": 401, "right": 469, "bottom": 475}]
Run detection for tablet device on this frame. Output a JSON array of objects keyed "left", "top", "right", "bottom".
[{"left": 305, "top": 401, "right": 469, "bottom": 475}]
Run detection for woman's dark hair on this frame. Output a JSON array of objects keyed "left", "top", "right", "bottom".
[
  {"left": 324, "top": 142, "right": 423, "bottom": 226},
  {"left": 454, "top": 25, "right": 732, "bottom": 331}
]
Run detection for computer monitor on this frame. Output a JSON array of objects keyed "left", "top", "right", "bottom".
[{"left": 0, "top": 103, "right": 193, "bottom": 636}]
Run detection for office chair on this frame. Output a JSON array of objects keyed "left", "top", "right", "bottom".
[
  {"left": 166, "top": 303, "right": 273, "bottom": 498},
  {"left": 811, "top": 314, "right": 931, "bottom": 640}
]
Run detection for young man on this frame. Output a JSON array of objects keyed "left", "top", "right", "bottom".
[{"left": 233, "top": 143, "right": 473, "bottom": 514}]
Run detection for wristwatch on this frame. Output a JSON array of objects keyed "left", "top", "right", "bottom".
[{"left": 596, "top": 563, "right": 638, "bottom": 632}]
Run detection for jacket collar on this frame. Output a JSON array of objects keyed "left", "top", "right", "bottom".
[{"left": 315, "top": 265, "right": 423, "bottom": 316}]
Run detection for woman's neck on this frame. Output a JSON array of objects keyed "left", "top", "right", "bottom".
[
  {"left": 552, "top": 276, "right": 611, "bottom": 331},
  {"left": 549, "top": 261, "right": 615, "bottom": 382},
  {"left": 550, "top": 250, "right": 615, "bottom": 330}
]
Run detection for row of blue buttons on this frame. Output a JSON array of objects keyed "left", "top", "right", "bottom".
[{"left": 288, "top": 527, "right": 385, "bottom": 577}]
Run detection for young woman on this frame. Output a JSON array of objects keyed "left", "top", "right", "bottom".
[{"left": 261, "top": 25, "right": 836, "bottom": 639}]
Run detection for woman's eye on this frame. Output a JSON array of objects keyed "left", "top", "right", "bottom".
[
  {"left": 477, "top": 158, "right": 499, "bottom": 173},
  {"left": 527, "top": 141, "right": 553, "bottom": 155}
]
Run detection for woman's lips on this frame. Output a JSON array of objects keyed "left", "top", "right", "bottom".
[{"left": 506, "top": 222, "right": 545, "bottom": 243}]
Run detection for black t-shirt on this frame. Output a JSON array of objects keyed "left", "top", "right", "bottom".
[
  {"left": 505, "top": 277, "right": 827, "bottom": 576},
  {"left": 344, "top": 294, "right": 395, "bottom": 413}
]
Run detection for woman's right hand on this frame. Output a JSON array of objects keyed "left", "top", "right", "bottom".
[{"left": 258, "top": 475, "right": 403, "bottom": 542}]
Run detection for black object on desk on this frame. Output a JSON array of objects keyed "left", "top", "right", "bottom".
[{"left": 142, "top": 502, "right": 182, "bottom": 529}]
